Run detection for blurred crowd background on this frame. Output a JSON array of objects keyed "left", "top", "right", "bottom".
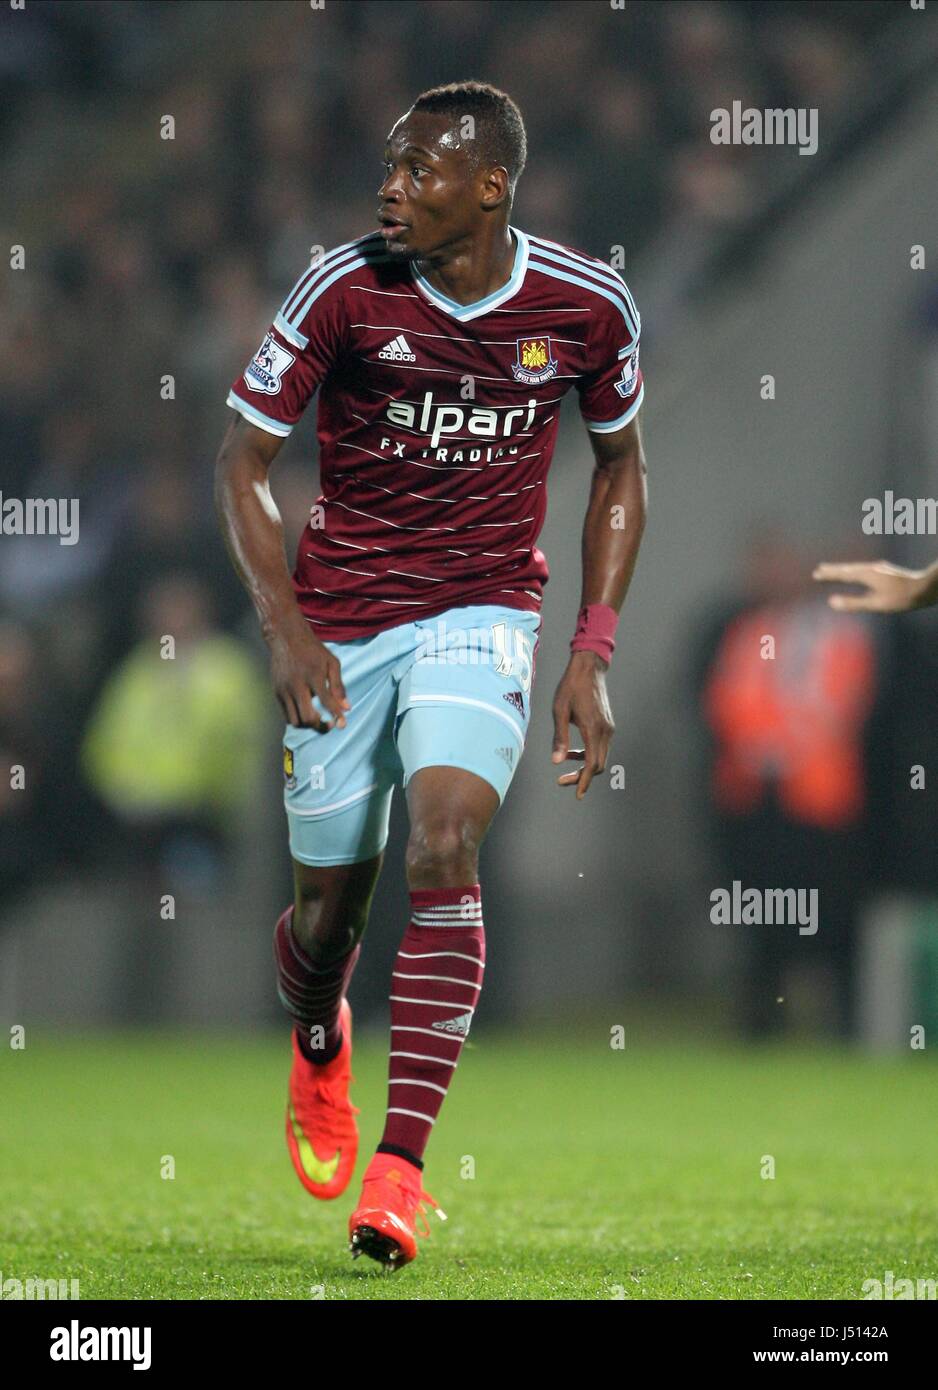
[{"left": 2, "top": 0, "right": 937, "bottom": 1044}]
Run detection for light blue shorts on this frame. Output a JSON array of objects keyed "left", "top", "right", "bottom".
[{"left": 283, "top": 603, "right": 542, "bottom": 866}]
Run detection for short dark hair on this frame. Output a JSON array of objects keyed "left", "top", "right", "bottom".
[{"left": 412, "top": 81, "right": 527, "bottom": 197}]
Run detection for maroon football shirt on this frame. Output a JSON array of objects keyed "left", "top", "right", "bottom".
[{"left": 227, "top": 227, "right": 644, "bottom": 642}]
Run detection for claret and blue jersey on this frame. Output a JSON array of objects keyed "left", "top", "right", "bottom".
[{"left": 227, "top": 226, "right": 644, "bottom": 642}]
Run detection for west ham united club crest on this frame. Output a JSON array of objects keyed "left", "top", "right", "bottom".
[
  {"left": 511, "top": 337, "right": 557, "bottom": 386},
  {"left": 283, "top": 746, "right": 297, "bottom": 791}
]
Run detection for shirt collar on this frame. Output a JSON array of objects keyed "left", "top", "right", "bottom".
[{"left": 410, "top": 226, "right": 529, "bottom": 322}]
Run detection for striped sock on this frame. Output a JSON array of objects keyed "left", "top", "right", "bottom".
[
  {"left": 272, "top": 906, "right": 360, "bottom": 1064},
  {"left": 377, "top": 885, "right": 485, "bottom": 1165}
]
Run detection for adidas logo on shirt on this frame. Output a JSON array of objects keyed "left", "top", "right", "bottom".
[
  {"left": 378, "top": 334, "right": 416, "bottom": 363},
  {"left": 432, "top": 1012, "right": 473, "bottom": 1037}
]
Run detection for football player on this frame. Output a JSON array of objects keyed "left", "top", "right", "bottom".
[{"left": 215, "top": 81, "right": 647, "bottom": 1267}]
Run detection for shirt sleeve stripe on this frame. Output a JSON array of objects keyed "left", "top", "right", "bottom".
[
  {"left": 285, "top": 256, "right": 372, "bottom": 334},
  {"left": 526, "top": 237, "right": 641, "bottom": 333},
  {"left": 528, "top": 258, "right": 639, "bottom": 346},
  {"left": 273, "top": 312, "right": 308, "bottom": 349},
  {"left": 581, "top": 382, "right": 645, "bottom": 433},
  {"left": 226, "top": 391, "right": 293, "bottom": 437},
  {"left": 280, "top": 233, "right": 383, "bottom": 321}
]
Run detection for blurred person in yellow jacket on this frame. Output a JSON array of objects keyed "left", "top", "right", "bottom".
[{"left": 82, "top": 573, "right": 269, "bottom": 893}]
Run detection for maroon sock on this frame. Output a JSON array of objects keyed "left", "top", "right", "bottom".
[
  {"left": 272, "top": 906, "right": 360, "bottom": 1064},
  {"left": 378, "top": 885, "right": 485, "bottom": 1164}
]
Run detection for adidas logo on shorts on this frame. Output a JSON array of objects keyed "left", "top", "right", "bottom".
[
  {"left": 432, "top": 1013, "right": 473, "bottom": 1036},
  {"left": 495, "top": 746, "right": 515, "bottom": 768},
  {"left": 502, "top": 689, "right": 525, "bottom": 716},
  {"left": 378, "top": 334, "right": 416, "bottom": 363}
]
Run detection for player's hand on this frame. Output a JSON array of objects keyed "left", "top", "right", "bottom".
[
  {"left": 266, "top": 619, "right": 351, "bottom": 731},
  {"left": 813, "top": 560, "right": 934, "bottom": 613},
  {"left": 550, "top": 651, "right": 614, "bottom": 800}
]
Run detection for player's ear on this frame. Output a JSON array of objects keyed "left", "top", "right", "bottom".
[{"left": 480, "top": 165, "right": 510, "bottom": 212}]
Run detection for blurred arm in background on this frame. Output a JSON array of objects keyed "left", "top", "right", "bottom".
[
  {"left": 213, "top": 414, "right": 349, "bottom": 733},
  {"left": 814, "top": 559, "right": 938, "bottom": 613}
]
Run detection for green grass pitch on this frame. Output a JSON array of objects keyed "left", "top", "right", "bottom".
[{"left": 2, "top": 1029, "right": 936, "bottom": 1300}]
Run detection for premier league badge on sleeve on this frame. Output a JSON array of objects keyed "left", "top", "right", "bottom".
[
  {"left": 245, "top": 331, "right": 296, "bottom": 395},
  {"left": 614, "top": 346, "right": 640, "bottom": 398},
  {"left": 511, "top": 337, "right": 557, "bottom": 385}
]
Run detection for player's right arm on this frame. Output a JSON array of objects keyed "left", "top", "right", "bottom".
[
  {"left": 214, "top": 414, "right": 349, "bottom": 731},
  {"left": 813, "top": 558, "right": 938, "bottom": 613},
  {"left": 216, "top": 242, "right": 360, "bottom": 729}
]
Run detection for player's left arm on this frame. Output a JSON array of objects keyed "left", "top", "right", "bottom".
[{"left": 551, "top": 413, "right": 647, "bottom": 799}]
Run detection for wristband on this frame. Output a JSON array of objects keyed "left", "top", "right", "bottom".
[{"left": 569, "top": 603, "right": 619, "bottom": 665}]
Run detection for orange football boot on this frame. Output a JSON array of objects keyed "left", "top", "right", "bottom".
[
  {"left": 348, "top": 1152, "right": 446, "bottom": 1268},
  {"left": 285, "top": 999, "right": 359, "bottom": 1200}
]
